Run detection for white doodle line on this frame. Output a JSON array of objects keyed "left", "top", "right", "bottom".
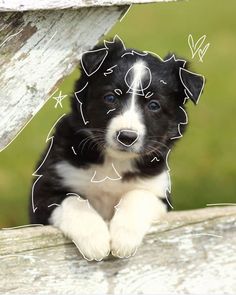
[
  {"left": 104, "top": 65, "right": 117, "bottom": 76},
  {"left": 119, "top": 4, "right": 132, "bottom": 22},
  {"left": 150, "top": 157, "right": 160, "bottom": 163},
  {"left": 71, "top": 146, "right": 77, "bottom": 155},
  {"left": 160, "top": 80, "right": 167, "bottom": 85},
  {"left": 114, "top": 88, "right": 122, "bottom": 96},
  {"left": 48, "top": 203, "right": 60, "bottom": 208},
  {"left": 107, "top": 108, "right": 116, "bottom": 114},
  {"left": 104, "top": 35, "right": 126, "bottom": 51},
  {"left": 74, "top": 82, "right": 89, "bottom": 125},
  {"left": 1, "top": 224, "right": 43, "bottom": 230},
  {"left": 188, "top": 34, "right": 206, "bottom": 59},
  {"left": 81, "top": 48, "right": 108, "bottom": 77},
  {"left": 0, "top": 28, "right": 23, "bottom": 49},
  {"left": 111, "top": 247, "right": 137, "bottom": 259},
  {"left": 170, "top": 106, "right": 188, "bottom": 140},
  {"left": 121, "top": 50, "right": 148, "bottom": 58},
  {"left": 198, "top": 43, "right": 210, "bottom": 62},
  {"left": 90, "top": 163, "right": 122, "bottom": 183},
  {"left": 206, "top": 203, "right": 236, "bottom": 207},
  {"left": 125, "top": 61, "right": 152, "bottom": 100},
  {"left": 179, "top": 68, "right": 205, "bottom": 105},
  {"left": 53, "top": 90, "right": 67, "bottom": 108},
  {"left": 116, "top": 129, "right": 139, "bottom": 147},
  {"left": 145, "top": 91, "right": 154, "bottom": 99},
  {"left": 31, "top": 113, "right": 66, "bottom": 212}
]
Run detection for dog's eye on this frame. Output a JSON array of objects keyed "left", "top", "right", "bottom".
[
  {"left": 147, "top": 100, "right": 161, "bottom": 112},
  {"left": 104, "top": 94, "right": 116, "bottom": 104}
]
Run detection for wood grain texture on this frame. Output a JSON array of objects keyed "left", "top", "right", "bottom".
[
  {"left": 1, "top": 206, "right": 236, "bottom": 294},
  {"left": 0, "top": 0, "right": 178, "bottom": 12},
  {"left": 0, "top": 6, "right": 126, "bottom": 152}
]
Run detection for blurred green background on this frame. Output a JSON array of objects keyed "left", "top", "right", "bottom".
[{"left": 0, "top": 0, "right": 236, "bottom": 227}]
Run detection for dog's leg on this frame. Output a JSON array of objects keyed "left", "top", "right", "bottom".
[
  {"left": 50, "top": 196, "right": 110, "bottom": 261},
  {"left": 110, "top": 190, "right": 167, "bottom": 258}
]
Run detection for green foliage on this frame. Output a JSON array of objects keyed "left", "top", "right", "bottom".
[{"left": 0, "top": 0, "right": 236, "bottom": 227}]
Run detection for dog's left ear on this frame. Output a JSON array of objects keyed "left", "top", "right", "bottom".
[
  {"left": 81, "top": 48, "right": 108, "bottom": 76},
  {"left": 179, "top": 68, "right": 205, "bottom": 104}
]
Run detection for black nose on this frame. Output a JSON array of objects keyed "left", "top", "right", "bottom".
[{"left": 117, "top": 129, "right": 139, "bottom": 146}]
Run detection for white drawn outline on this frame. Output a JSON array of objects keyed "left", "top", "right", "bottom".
[
  {"left": 150, "top": 157, "right": 160, "bottom": 163},
  {"left": 160, "top": 80, "right": 167, "bottom": 85},
  {"left": 170, "top": 106, "right": 188, "bottom": 140},
  {"left": 188, "top": 34, "right": 206, "bottom": 59},
  {"left": 31, "top": 113, "right": 66, "bottom": 213},
  {"left": 206, "top": 203, "right": 236, "bottom": 207},
  {"left": 81, "top": 48, "right": 108, "bottom": 77},
  {"left": 104, "top": 65, "right": 117, "bottom": 76},
  {"left": 125, "top": 62, "right": 152, "bottom": 97},
  {"left": 119, "top": 4, "right": 132, "bottom": 22},
  {"left": 74, "top": 82, "right": 89, "bottom": 125},
  {"left": 145, "top": 91, "right": 154, "bottom": 99},
  {"left": 117, "top": 129, "right": 139, "bottom": 147},
  {"left": 179, "top": 68, "right": 205, "bottom": 105},
  {"left": 90, "top": 163, "right": 122, "bottom": 183},
  {"left": 107, "top": 108, "right": 116, "bottom": 115},
  {"left": 114, "top": 88, "right": 122, "bottom": 96},
  {"left": 198, "top": 43, "right": 210, "bottom": 62},
  {"left": 71, "top": 146, "right": 77, "bottom": 155},
  {"left": 53, "top": 90, "right": 67, "bottom": 108},
  {"left": 1, "top": 224, "right": 43, "bottom": 230},
  {"left": 104, "top": 34, "right": 126, "bottom": 51},
  {"left": 0, "top": 28, "right": 23, "bottom": 49}
]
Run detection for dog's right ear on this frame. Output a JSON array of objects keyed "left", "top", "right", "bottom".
[{"left": 81, "top": 48, "right": 108, "bottom": 76}]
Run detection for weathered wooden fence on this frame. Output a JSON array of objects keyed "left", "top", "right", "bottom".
[
  {"left": 1, "top": 206, "right": 236, "bottom": 294},
  {"left": 1, "top": 1, "right": 235, "bottom": 294}
]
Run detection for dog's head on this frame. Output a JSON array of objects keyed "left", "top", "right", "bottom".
[{"left": 72, "top": 36, "right": 205, "bottom": 160}]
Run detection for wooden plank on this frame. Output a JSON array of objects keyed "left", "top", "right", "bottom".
[
  {"left": 0, "top": 7, "right": 126, "bottom": 152},
  {"left": 1, "top": 206, "right": 236, "bottom": 294},
  {"left": 0, "top": 0, "right": 178, "bottom": 12}
]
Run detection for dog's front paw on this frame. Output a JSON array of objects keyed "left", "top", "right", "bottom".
[
  {"left": 110, "top": 221, "right": 143, "bottom": 258},
  {"left": 72, "top": 222, "right": 110, "bottom": 261}
]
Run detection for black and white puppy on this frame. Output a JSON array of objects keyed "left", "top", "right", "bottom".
[{"left": 30, "top": 36, "right": 205, "bottom": 261}]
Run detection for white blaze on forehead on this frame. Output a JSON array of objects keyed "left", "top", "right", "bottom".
[{"left": 126, "top": 61, "right": 146, "bottom": 111}]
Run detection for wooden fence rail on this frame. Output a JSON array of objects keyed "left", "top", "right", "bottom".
[
  {"left": 0, "top": 0, "right": 179, "bottom": 152},
  {"left": 1, "top": 206, "right": 236, "bottom": 294}
]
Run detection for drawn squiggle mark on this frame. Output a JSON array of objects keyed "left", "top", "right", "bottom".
[{"left": 91, "top": 163, "right": 122, "bottom": 183}]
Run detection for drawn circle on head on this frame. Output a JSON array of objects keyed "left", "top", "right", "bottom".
[
  {"left": 147, "top": 100, "right": 161, "bottom": 112},
  {"left": 125, "top": 65, "right": 152, "bottom": 94},
  {"left": 104, "top": 93, "right": 116, "bottom": 104}
]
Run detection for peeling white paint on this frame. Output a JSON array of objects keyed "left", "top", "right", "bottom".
[{"left": 0, "top": 7, "right": 126, "bottom": 151}]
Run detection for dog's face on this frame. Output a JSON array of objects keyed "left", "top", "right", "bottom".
[{"left": 73, "top": 36, "right": 204, "bottom": 159}]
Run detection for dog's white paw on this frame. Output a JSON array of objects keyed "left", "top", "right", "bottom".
[
  {"left": 110, "top": 221, "right": 143, "bottom": 258},
  {"left": 73, "top": 222, "right": 110, "bottom": 261}
]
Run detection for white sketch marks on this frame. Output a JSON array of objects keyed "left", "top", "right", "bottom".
[
  {"left": 120, "top": 4, "right": 132, "bottom": 22},
  {"left": 74, "top": 82, "right": 89, "bottom": 125},
  {"left": 0, "top": 28, "right": 23, "bottom": 49},
  {"left": 53, "top": 90, "right": 67, "bottom": 108},
  {"left": 31, "top": 113, "right": 66, "bottom": 213},
  {"left": 188, "top": 34, "right": 210, "bottom": 62},
  {"left": 91, "top": 163, "right": 122, "bottom": 183}
]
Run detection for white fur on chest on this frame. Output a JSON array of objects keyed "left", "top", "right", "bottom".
[{"left": 55, "top": 156, "right": 169, "bottom": 220}]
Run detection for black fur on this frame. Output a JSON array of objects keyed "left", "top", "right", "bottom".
[{"left": 29, "top": 37, "right": 204, "bottom": 224}]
